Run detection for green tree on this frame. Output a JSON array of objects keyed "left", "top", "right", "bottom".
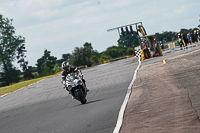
[
  {"left": 117, "top": 31, "right": 139, "bottom": 47},
  {"left": 82, "top": 45, "right": 92, "bottom": 66},
  {"left": 57, "top": 53, "right": 71, "bottom": 64},
  {"left": 103, "top": 46, "right": 126, "bottom": 59},
  {"left": 23, "top": 66, "right": 34, "bottom": 79},
  {"left": 83, "top": 42, "right": 93, "bottom": 49},
  {"left": 52, "top": 63, "right": 62, "bottom": 73},
  {"left": 155, "top": 31, "right": 178, "bottom": 42},
  {"left": 17, "top": 44, "right": 34, "bottom": 80},
  {"left": 62, "top": 53, "right": 71, "bottom": 61},
  {"left": 36, "top": 49, "right": 57, "bottom": 76},
  {"left": 69, "top": 42, "right": 95, "bottom": 67},
  {"left": 98, "top": 54, "right": 112, "bottom": 64},
  {"left": 90, "top": 50, "right": 100, "bottom": 66},
  {"left": 40, "top": 64, "right": 50, "bottom": 77},
  {"left": 127, "top": 47, "right": 135, "bottom": 55},
  {"left": 0, "top": 14, "right": 25, "bottom": 84},
  {"left": 69, "top": 47, "right": 82, "bottom": 67}
]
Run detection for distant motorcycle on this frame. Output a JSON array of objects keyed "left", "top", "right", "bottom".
[{"left": 65, "top": 71, "right": 87, "bottom": 104}]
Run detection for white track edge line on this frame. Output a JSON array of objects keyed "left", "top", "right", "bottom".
[{"left": 113, "top": 57, "right": 141, "bottom": 133}]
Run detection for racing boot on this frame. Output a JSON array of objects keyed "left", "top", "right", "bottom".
[
  {"left": 86, "top": 86, "right": 89, "bottom": 92},
  {"left": 82, "top": 79, "right": 89, "bottom": 92},
  {"left": 84, "top": 84, "right": 89, "bottom": 92}
]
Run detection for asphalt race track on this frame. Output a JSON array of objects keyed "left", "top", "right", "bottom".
[{"left": 0, "top": 57, "right": 138, "bottom": 133}]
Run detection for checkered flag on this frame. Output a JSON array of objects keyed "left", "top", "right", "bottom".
[{"left": 135, "top": 49, "right": 141, "bottom": 57}]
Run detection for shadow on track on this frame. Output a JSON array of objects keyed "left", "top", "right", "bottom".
[
  {"left": 86, "top": 99, "right": 105, "bottom": 104},
  {"left": 71, "top": 99, "right": 105, "bottom": 107}
]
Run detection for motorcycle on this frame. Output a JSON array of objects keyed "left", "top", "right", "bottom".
[{"left": 65, "top": 71, "right": 87, "bottom": 104}]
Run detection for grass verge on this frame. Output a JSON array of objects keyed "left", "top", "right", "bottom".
[{"left": 0, "top": 72, "right": 62, "bottom": 97}]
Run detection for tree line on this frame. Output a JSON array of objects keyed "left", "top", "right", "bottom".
[
  {"left": 155, "top": 28, "right": 199, "bottom": 43},
  {"left": 0, "top": 14, "right": 198, "bottom": 86}
]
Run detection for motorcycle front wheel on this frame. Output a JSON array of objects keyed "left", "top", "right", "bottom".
[{"left": 75, "top": 90, "right": 87, "bottom": 104}]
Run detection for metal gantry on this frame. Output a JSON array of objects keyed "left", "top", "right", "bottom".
[{"left": 107, "top": 22, "right": 143, "bottom": 36}]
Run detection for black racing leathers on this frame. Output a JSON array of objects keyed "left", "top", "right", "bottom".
[{"left": 61, "top": 66, "right": 86, "bottom": 87}]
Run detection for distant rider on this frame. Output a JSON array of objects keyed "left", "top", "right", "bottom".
[{"left": 61, "top": 61, "right": 89, "bottom": 92}]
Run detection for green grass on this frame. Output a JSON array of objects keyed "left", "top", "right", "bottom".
[{"left": 0, "top": 71, "right": 62, "bottom": 97}]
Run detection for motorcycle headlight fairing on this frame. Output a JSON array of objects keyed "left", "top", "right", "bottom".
[{"left": 68, "top": 85, "right": 72, "bottom": 91}]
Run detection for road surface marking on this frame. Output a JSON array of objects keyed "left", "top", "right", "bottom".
[
  {"left": 113, "top": 57, "right": 141, "bottom": 133},
  {"left": 163, "top": 59, "right": 166, "bottom": 64}
]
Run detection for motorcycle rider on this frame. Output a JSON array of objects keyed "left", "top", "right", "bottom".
[{"left": 61, "top": 61, "right": 89, "bottom": 96}]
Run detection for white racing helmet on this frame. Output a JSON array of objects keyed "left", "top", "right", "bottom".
[{"left": 61, "top": 61, "right": 70, "bottom": 70}]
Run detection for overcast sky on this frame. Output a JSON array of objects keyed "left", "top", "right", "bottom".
[{"left": 0, "top": 0, "right": 200, "bottom": 67}]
